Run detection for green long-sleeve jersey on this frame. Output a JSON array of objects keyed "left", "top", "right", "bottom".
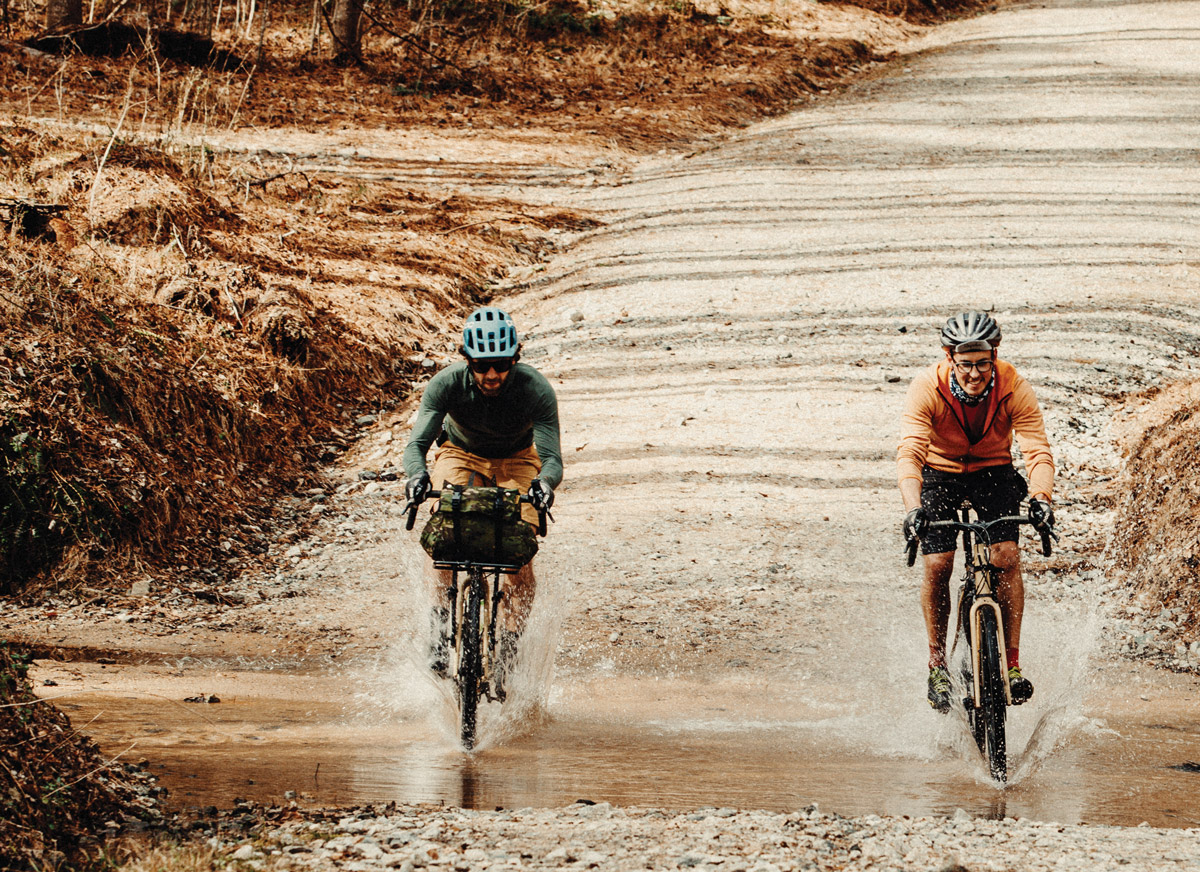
[{"left": 402, "top": 361, "right": 563, "bottom": 488}]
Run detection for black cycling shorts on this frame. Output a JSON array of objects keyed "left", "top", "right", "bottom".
[{"left": 920, "top": 464, "right": 1028, "bottom": 554}]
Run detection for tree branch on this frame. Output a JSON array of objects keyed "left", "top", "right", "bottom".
[{"left": 359, "top": 5, "right": 467, "bottom": 74}]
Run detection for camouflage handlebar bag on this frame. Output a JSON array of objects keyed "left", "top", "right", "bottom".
[{"left": 420, "top": 485, "right": 538, "bottom": 566}]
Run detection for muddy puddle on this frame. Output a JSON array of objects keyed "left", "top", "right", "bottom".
[{"left": 33, "top": 660, "right": 1200, "bottom": 827}]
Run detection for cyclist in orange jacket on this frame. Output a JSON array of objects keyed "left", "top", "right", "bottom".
[{"left": 898, "top": 312, "right": 1055, "bottom": 712}]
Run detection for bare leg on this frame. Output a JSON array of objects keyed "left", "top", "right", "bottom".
[
  {"left": 427, "top": 558, "right": 454, "bottom": 609},
  {"left": 990, "top": 541, "right": 1024, "bottom": 653},
  {"left": 921, "top": 550, "right": 957, "bottom": 667},
  {"left": 503, "top": 561, "right": 536, "bottom": 634}
]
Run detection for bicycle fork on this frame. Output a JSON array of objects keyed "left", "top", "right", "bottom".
[
  {"left": 447, "top": 573, "right": 462, "bottom": 672},
  {"left": 450, "top": 570, "right": 505, "bottom": 702},
  {"left": 966, "top": 542, "right": 1013, "bottom": 707},
  {"left": 481, "top": 573, "right": 499, "bottom": 701},
  {"left": 968, "top": 598, "right": 1012, "bottom": 707}
]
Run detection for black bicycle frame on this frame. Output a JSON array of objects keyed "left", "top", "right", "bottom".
[{"left": 435, "top": 559, "right": 517, "bottom": 700}]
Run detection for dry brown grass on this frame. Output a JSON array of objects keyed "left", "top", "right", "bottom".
[
  {"left": 0, "top": 0, "right": 986, "bottom": 589},
  {"left": 1, "top": 122, "right": 593, "bottom": 592},
  {"left": 0, "top": 643, "right": 159, "bottom": 871},
  {"left": 0, "top": 0, "right": 971, "bottom": 150},
  {"left": 114, "top": 843, "right": 222, "bottom": 872}
]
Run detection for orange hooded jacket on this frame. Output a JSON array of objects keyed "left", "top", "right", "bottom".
[{"left": 897, "top": 358, "right": 1055, "bottom": 499}]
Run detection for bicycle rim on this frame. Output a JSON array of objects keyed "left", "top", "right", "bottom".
[
  {"left": 457, "top": 573, "right": 483, "bottom": 750},
  {"left": 978, "top": 609, "right": 1008, "bottom": 782}
]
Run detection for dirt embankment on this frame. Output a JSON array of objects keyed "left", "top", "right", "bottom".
[
  {"left": 1, "top": 0, "right": 988, "bottom": 596},
  {"left": 1, "top": 127, "right": 593, "bottom": 594},
  {"left": 4, "top": 0, "right": 969, "bottom": 148},
  {"left": 1107, "top": 383, "right": 1200, "bottom": 661}
]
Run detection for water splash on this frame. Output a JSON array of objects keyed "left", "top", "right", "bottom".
[
  {"left": 346, "top": 545, "right": 451, "bottom": 731},
  {"left": 351, "top": 545, "right": 571, "bottom": 752},
  {"left": 473, "top": 562, "right": 571, "bottom": 750},
  {"left": 798, "top": 572, "right": 1110, "bottom": 785},
  {"left": 1005, "top": 596, "right": 1108, "bottom": 784}
]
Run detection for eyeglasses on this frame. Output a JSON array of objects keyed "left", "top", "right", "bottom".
[
  {"left": 953, "top": 359, "right": 994, "bottom": 374},
  {"left": 468, "top": 357, "right": 515, "bottom": 374}
]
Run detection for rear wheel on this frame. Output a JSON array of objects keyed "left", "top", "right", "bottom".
[
  {"left": 976, "top": 608, "right": 1008, "bottom": 782},
  {"left": 457, "top": 571, "right": 484, "bottom": 750}
]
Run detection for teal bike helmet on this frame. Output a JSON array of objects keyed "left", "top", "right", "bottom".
[{"left": 462, "top": 307, "right": 519, "bottom": 358}]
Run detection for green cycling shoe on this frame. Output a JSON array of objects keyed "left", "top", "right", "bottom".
[
  {"left": 1007, "top": 665, "right": 1034, "bottom": 705},
  {"left": 927, "top": 665, "right": 952, "bottom": 713}
]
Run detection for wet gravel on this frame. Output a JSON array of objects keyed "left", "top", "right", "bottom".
[{"left": 208, "top": 802, "right": 1200, "bottom": 871}]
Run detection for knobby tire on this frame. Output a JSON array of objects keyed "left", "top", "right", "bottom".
[
  {"left": 977, "top": 609, "right": 1008, "bottom": 782},
  {"left": 457, "top": 571, "right": 484, "bottom": 750}
]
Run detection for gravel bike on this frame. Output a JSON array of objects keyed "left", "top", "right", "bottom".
[
  {"left": 404, "top": 487, "right": 547, "bottom": 750},
  {"left": 907, "top": 501, "right": 1054, "bottom": 782}
]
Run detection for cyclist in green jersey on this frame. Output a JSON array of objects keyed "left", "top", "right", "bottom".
[{"left": 403, "top": 307, "right": 563, "bottom": 675}]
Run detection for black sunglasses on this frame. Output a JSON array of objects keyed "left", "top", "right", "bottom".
[
  {"left": 952, "top": 359, "right": 994, "bottom": 373},
  {"left": 468, "top": 357, "right": 515, "bottom": 374}
]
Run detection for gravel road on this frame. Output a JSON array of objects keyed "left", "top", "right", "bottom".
[
  {"left": 212, "top": 801, "right": 1199, "bottom": 871},
  {"left": 193, "top": 0, "right": 1200, "bottom": 865}
]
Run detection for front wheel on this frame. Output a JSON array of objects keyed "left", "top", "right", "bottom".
[
  {"left": 456, "top": 572, "right": 484, "bottom": 750},
  {"left": 974, "top": 608, "right": 1008, "bottom": 782}
]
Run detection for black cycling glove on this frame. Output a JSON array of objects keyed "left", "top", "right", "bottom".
[
  {"left": 528, "top": 478, "right": 554, "bottom": 512},
  {"left": 405, "top": 470, "right": 431, "bottom": 504},
  {"left": 1028, "top": 498, "right": 1054, "bottom": 530},
  {"left": 903, "top": 506, "right": 930, "bottom": 541}
]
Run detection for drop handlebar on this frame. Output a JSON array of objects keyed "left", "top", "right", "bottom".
[
  {"left": 905, "top": 514, "right": 1056, "bottom": 567},
  {"left": 403, "top": 488, "right": 549, "bottom": 537}
]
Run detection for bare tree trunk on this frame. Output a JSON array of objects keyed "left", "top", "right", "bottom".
[
  {"left": 329, "top": 0, "right": 361, "bottom": 61},
  {"left": 45, "top": 0, "right": 82, "bottom": 29}
]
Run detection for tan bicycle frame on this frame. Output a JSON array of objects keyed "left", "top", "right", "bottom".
[{"left": 967, "top": 540, "right": 1013, "bottom": 708}]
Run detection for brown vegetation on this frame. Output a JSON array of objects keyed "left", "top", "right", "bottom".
[
  {"left": 0, "top": 642, "right": 159, "bottom": 870},
  {"left": 1, "top": 122, "right": 594, "bottom": 592},
  {"left": 0, "top": 0, "right": 985, "bottom": 148},
  {"left": 0, "top": 0, "right": 972, "bottom": 593}
]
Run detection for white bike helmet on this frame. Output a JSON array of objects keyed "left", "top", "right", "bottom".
[
  {"left": 940, "top": 311, "right": 1001, "bottom": 353},
  {"left": 462, "top": 307, "right": 518, "bottom": 358}
]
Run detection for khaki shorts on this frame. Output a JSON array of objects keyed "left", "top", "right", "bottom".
[{"left": 430, "top": 442, "right": 542, "bottom": 526}]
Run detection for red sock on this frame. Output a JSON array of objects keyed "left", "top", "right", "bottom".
[
  {"left": 929, "top": 649, "right": 946, "bottom": 670},
  {"left": 1006, "top": 648, "right": 1019, "bottom": 670}
]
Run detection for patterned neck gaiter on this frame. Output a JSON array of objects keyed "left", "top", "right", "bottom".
[{"left": 949, "top": 369, "right": 995, "bottom": 406}]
